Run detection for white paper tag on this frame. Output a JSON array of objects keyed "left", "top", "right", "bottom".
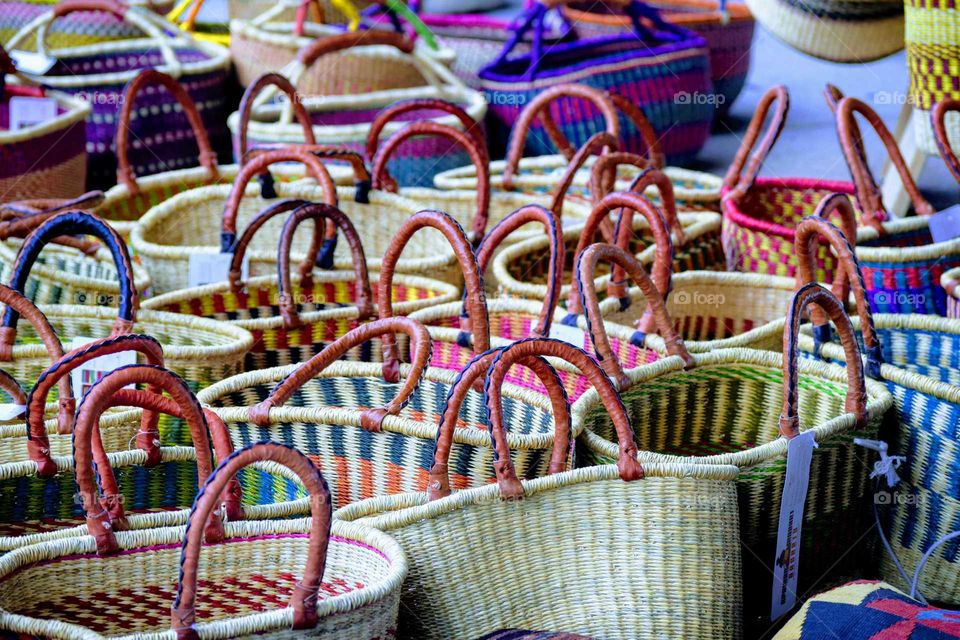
[
  {"left": 10, "top": 50, "right": 56, "bottom": 75},
  {"left": 8, "top": 96, "right": 58, "bottom": 130},
  {"left": 69, "top": 337, "right": 137, "bottom": 401},
  {"left": 549, "top": 322, "right": 586, "bottom": 348},
  {"left": 771, "top": 430, "right": 819, "bottom": 621},
  {"left": 0, "top": 404, "right": 26, "bottom": 421},
  {"left": 928, "top": 204, "right": 960, "bottom": 244},
  {"left": 187, "top": 252, "right": 248, "bottom": 288}
]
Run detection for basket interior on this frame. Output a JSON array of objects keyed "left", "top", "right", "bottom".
[{"left": 738, "top": 187, "right": 865, "bottom": 230}]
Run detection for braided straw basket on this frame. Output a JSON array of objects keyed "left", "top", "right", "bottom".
[
  {"left": 906, "top": 0, "right": 960, "bottom": 155},
  {"left": 337, "top": 336, "right": 743, "bottom": 639},
  {"left": 0, "top": 440, "right": 406, "bottom": 639},
  {"left": 574, "top": 256, "right": 893, "bottom": 631},
  {"left": 433, "top": 83, "right": 725, "bottom": 212},
  {"left": 0, "top": 0, "right": 173, "bottom": 49}
]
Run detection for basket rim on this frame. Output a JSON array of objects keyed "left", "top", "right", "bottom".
[
  {"left": 0, "top": 88, "right": 90, "bottom": 143},
  {"left": 560, "top": 0, "right": 755, "bottom": 27}
]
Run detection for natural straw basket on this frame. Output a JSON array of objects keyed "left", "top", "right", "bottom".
[
  {"left": 0, "top": 0, "right": 173, "bottom": 49},
  {"left": 0, "top": 440, "right": 406, "bottom": 639},
  {"left": 906, "top": 0, "right": 960, "bottom": 155},
  {"left": 574, "top": 254, "right": 893, "bottom": 630},
  {"left": 5, "top": 0, "right": 232, "bottom": 190},
  {"left": 337, "top": 337, "right": 743, "bottom": 639},
  {"left": 143, "top": 204, "right": 458, "bottom": 371}
]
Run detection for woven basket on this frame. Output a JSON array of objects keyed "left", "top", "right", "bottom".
[
  {"left": 5, "top": 0, "right": 232, "bottom": 191},
  {"left": 0, "top": 440, "right": 406, "bottom": 639},
  {"left": 575, "top": 259, "right": 894, "bottom": 631},
  {"left": 744, "top": 0, "right": 903, "bottom": 62},
  {"left": 907, "top": 0, "right": 960, "bottom": 154},
  {"left": 0, "top": 0, "right": 173, "bottom": 49},
  {"left": 561, "top": 0, "right": 755, "bottom": 115},
  {"left": 230, "top": 30, "right": 487, "bottom": 188},
  {"left": 336, "top": 337, "right": 743, "bottom": 639},
  {"left": 229, "top": 0, "right": 376, "bottom": 23}
]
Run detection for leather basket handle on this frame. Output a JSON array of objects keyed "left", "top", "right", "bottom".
[
  {"left": 548, "top": 132, "right": 620, "bottom": 217},
  {"left": 0, "top": 369, "right": 25, "bottom": 405},
  {"left": 236, "top": 73, "right": 317, "bottom": 165},
  {"left": 723, "top": 85, "right": 789, "bottom": 202},
  {"left": 933, "top": 99, "right": 960, "bottom": 185},
  {"left": 226, "top": 199, "right": 317, "bottom": 291},
  {"left": 297, "top": 30, "right": 416, "bottom": 69}
]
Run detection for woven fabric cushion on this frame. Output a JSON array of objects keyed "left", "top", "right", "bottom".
[
  {"left": 476, "top": 632, "right": 593, "bottom": 639},
  {"left": 774, "top": 580, "right": 960, "bottom": 639}
]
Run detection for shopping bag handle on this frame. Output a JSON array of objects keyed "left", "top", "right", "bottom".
[
  {"left": 933, "top": 98, "right": 960, "bottom": 184},
  {"left": 781, "top": 284, "right": 868, "bottom": 438},
  {"left": 372, "top": 121, "right": 491, "bottom": 240},
  {"left": 116, "top": 70, "right": 219, "bottom": 196},
  {"left": 173, "top": 442, "right": 333, "bottom": 638},
  {"left": 590, "top": 158, "right": 686, "bottom": 245},
  {"left": 473, "top": 204, "right": 564, "bottom": 339},
  {"left": 427, "top": 346, "right": 572, "bottom": 500},
  {"left": 297, "top": 29, "right": 415, "bottom": 69},
  {"left": 577, "top": 243, "right": 692, "bottom": 385},
  {"left": 235, "top": 73, "right": 318, "bottom": 166},
  {"left": 722, "top": 84, "right": 789, "bottom": 202},
  {"left": 0, "top": 370, "right": 25, "bottom": 406},
  {"left": 548, "top": 132, "right": 620, "bottom": 218},
  {"left": 250, "top": 317, "right": 431, "bottom": 432}
]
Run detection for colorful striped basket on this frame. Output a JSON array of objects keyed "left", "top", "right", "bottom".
[
  {"left": 574, "top": 257, "right": 893, "bottom": 631},
  {"left": 336, "top": 337, "right": 743, "bottom": 639},
  {"left": 478, "top": 0, "right": 715, "bottom": 164},
  {"left": 744, "top": 0, "right": 903, "bottom": 62},
  {"left": 560, "top": 0, "right": 755, "bottom": 115},
  {"left": 0, "top": 440, "right": 405, "bottom": 639},
  {"left": 906, "top": 0, "right": 960, "bottom": 155},
  {"left": 0, "top": 47, "right": 90, "bottom": 202},
  {"left": 5, "top": 0, "right": 232, "bottom": 191},
  {"left": 142, "top": 204, "right": 458, "bottom": 372},
  {"left": 230, "top": 30, "right": 487, "bottom": 188}
]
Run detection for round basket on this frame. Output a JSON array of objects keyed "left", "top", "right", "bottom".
[{"left": 906, "top": 0, "right": 960, "bottom": 154}]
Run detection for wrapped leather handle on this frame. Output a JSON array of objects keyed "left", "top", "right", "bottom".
[
  {"left": 226, "top": 199, "right": 316, "bottom": 291},
  {"left": 485, "top": 338, "right": 645, "bottom": 497},
  {"left": 372, "top": 121, "right": 491, "bottom": 240},
  {"left": 297, "top": 30, "right": 415, "bottom": 69},
  {"left": 0, "top": 191, "right": 106, "bottom": 255},
  {"left": 781, "top": 283, "right": 868, "bottom": 438},
  {"left": 0, "top": 369, "right": 25, "bottom": 405},
  {"left": 836, "top": 96, "right": 934, "bottom": 231},
  {"left": 502, "top": 84, "right": 620, "bottom": 191},
  {"left": 3, "top": 212, "right": 137, "bottom": 338},
  {"left": 590, "top": 157, "right": 686, "bottom": 244},
  {"left": 548, "top": 132, "right": 619, "bottom": 218},
  {"left": 236, "top": 73, "right": 317, "bottom": 165},
  {"left": 797, "top": 190, "right": 858, "bottom": 328},
  {"left": 73, "top": 364, "right": 223, "bottom": 555},
  {"left": 249, "top": 317, "right": 431, "bottom": 432},
  {"left": 474, "top": 204, "right": 564, "bottom": 338},
  {"left": 377, "top": 210, "right": 490, "bottom": 369},
  {"left": 173, "top": 442, "right": 332, "bottom": 639},
  {"left": 220, "top": 148, "right": 337, "bottom": 251},
  {"left": 116, "top": 70, "right": 218, "bottom": 195},
  {"left": 577, "top": 243, "right": 693, "bottom": 385},
  {"left": 723, "top": 85, "right": 789, "bottom": 202},
  {"left": 275, "top": 202, "right": 373, "bottom": 329},
  {"left": 933, "top": 99, "right": 960, "bottom": 185},
  {"left": 427, "top": 346, "right": 571, "bottom": 500},
  {"left": 823, "top": 83, "right": 866, "bottom": 172}
]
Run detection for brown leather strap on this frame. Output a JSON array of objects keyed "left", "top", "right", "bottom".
[
  {"left": 502, "top": 84, "right": 620, "bottom": 191},
  {"left": 0, "top": 205, "right": 104, "bottom": 256},
  {"left": 577, "top": 243, "right": 692, "bottom": 385},
  {"left": 486, "top": 338, "right": 645, "bottom": 493},
  {"left": 377, "top": 210, "right": 490, "bottom": 369},
  {"left": 780, "top": 283, "right": 868, "bottom": 439},
  {"left": 475, "top": 204, "right": 564, "bottom": 338},
  {"left": 372, "top": 121, "right": 491, "bottom": 240},
  {"left": 801, "top": 191, "right": 859, "bottom": 325},
  {"left": 426, "top": 347, "right": 571, "bottom": 500},
  {"left": 837, "top": 96, "right": 934, "bottom": 230},
  {"left": 73, "top": 365, "right": 217, "bottom": 555},
  {"left": 173, "top": 443, "right": 332, "bottom": 638},
  {"left": 249, "top": 317, "right": 431, "bottom": 432},
  {"left": 823, "top": 83, "right": 867, "bottom": 170},
  {"left": 565, "top": 191, "right": 673, "bottom": 317},
  {"left": 296, "top": 147, "right": 372, "bottom": 186},
  {"left": 933, "top": 99, "right": 960, "bottom": 185},
  {"left": 52, "top": 0, "right": 127, "bottom": 18},
  {"left": 606, "top": 91, "right": 665, "bottom": 169},
  {"left": 297, "top": 30, "right": 415, "bottom": 69},
  {"left": 723, "top": 85, "right": 789, "bottom": 202},
  {"left": 0, "top": 369, "right": 25, "bottom": 405},
  {"left": 0, "top": 191, "right": 105, "bottom": 219},
  {"left": 275, "top": 202, "right": 373, "bottom": 328},
  {"left": 227, "top": 199, "right": 315, "bottom": 291},
  {"left": 548, "top": 132, "right": 619, "bottom": 217},
  {"left": 116, "top": 70, "right": 218, "bottom": 195},
  {"left": 236, "top": 73, "right": 317, "bottom": 166}
]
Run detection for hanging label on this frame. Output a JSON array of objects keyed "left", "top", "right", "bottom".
[
  {"left": 9, "top": 96, "right": 58, "bottom": 130},
  {"left": 771, "top": 430, "right": 818, "bottom": 621},
  {"left": 928, "top": 204, "right": 960, "bottom": 244},
  {"left": 187, "top": 252, "right": 248, "bottom": 288},
  {"left": 9, "top": 50, "right": 56, "bottom": 75},
  {"left": 69, "top": 338, "right": 137, "bottom": 401},
  {"left": 0, "top": 404, "right": 26, "bottom": 421},
  {"left": 549, "top": 322, "right": 586, "bottom": 349}
]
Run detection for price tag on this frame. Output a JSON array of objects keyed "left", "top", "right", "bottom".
[
  {"left": 69, "top": 338, "right": 137, "bottom": 401},
  {"left": 770, "top": 430, "right": 818, "bottom": 621},
  {"left": 0, "top": 404, "right": 26, "bottom": 421},
  {"left": 10, "top": 50, "right": 56, "bottom": 75},
  {"left": 9, "top": 96, "right": 58, "bottom": 130},
  {"left": 187, "top": 252, "right": 248, "bottom": 288},
  {"left": 928, "top": 204, "right": 960, "bottom": 244},
  {"left": 549, "top": 321, "right": 586, "bottom": 349}
]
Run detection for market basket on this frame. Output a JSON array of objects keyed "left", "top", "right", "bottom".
[
  {"left": 337, "top": 336, "right": 743, "bottom": 639},
  {"left": 574, "top": 248, "right": 893, "bottom": 630},
  {"left": 0, "top": 45, "right": 90, "bottom": 202},
  {"left": 5, "top": 0, "right": 232, "bottom": 191},
  {"left": 230, "top": 29, "right": 487, "bottom": 188},
  {"left": 560, "top": 0, "right": 755, "bottom": 115},
  {"left": 0, "top": 439, "right": 406, "bottom": 639},
  {"left": 0, "top": 0, "right": 173, "bottom": 49}
]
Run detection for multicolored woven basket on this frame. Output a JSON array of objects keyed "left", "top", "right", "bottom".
[
  {"left": 0, "top": 0, "right": 173, "bottom": 49},
  {"left": 906, "top": 0, "right": 960, "bottom": 155}
]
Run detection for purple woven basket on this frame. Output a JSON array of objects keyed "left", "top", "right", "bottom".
[{"left": 479, "top": 0, "right": 715, "bottom": 164}]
